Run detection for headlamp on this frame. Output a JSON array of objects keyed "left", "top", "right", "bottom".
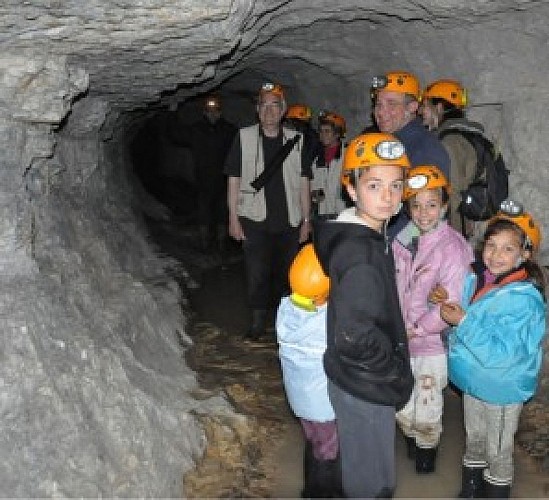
[
  {"left": 371, "top": 75, "right": 388, "bottom": 90},
  {"left": 407, "top": 174, "right": 429, "bottom": 190},
  {"left": 261, "top": 82, "right": 275, "bottom": 91},
  {"left": 375, "top": 140, "right": 405, "bottom": 160},
  {"left": 206, "top": 99, "right": 219, "bottom": 108},
  {"left": 499, "top": 199, "right": 523, "bottom": 217}
]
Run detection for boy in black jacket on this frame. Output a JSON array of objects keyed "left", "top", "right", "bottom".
[{"left": 313, "top": 132, "right": 413, "bottom": 498}]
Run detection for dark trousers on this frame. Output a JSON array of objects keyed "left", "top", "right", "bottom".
[
  {"left": 240, "top": 219, "right": 300, "bottom": 309},
  {"left": 328, "top": 380, "right": 396, "bottom": 498}
]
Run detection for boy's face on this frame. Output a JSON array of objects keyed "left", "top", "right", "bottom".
[
  {"left": 409, "top": 189, "right": 446, "bottom": 234},
  {"left": 345, "top": 165, "right": 404, "bottom": 232}
]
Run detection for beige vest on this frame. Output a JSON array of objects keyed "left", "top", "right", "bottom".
[{"left": 237, "top": 124, "right": 303, "bottom": 227}]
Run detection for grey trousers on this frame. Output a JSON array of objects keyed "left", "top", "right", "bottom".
[
  {"left": 463, "top": 394, "right": 522, "bottom": 485},
  {"left": 328, "top": 380, "right": 396, "bottom": 498}
]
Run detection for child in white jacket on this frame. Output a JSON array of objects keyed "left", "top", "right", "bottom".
[{"left": 276, "top": 243, "right": 341, "bottom": 498}]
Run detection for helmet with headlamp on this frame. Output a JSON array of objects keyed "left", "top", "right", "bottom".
[
  {"left": 371, "top": 71, "right": 421, "bottom": 101},
  {"left": 259, "top": 81, "right": 285, "bottom": 100},
  {"left": 403, "top": 165, "right": 451, "bottom": 200},
  {"left": 341, "top": 132, "right": 410, "bottom": 186},
  {"left": 489, "top": 199, "right": 542, "bottom": 251}
]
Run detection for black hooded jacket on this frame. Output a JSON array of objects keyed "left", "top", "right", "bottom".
[{"left": 313, "top": 218, "right": 413, "bottom": 410}]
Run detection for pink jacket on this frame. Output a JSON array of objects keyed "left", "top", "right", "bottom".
[{"left": 392, "top": 220, "right": 474, "bottom": 357}]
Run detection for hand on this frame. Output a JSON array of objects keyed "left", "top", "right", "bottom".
[
  {"left": 429, "top": 284, "right": 449, "bottom": 304},
  {"left": 440, "top": 302, "right": 465, "bottom": 326},
  {"left": 228, "top": 214, "right": 245, "bottom": 241},
  {"left": 406, "top": 328, "right": 417, "bottom": 339}
]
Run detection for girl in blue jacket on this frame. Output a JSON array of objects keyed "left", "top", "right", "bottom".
[{"left": 436, "top": 200, "right": 546, "bottom": 498}]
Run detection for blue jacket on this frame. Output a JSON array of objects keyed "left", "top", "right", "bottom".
[
  {"left": 395, "top": 117, "right": 450, "bottom": 178},
  {"left": 449, "top": 272, "right": 546, "bottom": 404}
]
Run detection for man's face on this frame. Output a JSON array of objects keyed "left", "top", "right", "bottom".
[
  {"left": 204, "top": 108, "right": 221, "bottom": 124},
  {"left": 373, "top": 90, "right": 417, "bottom": 133},
  {"left": 257, "top": 93, "right": 285, "bottom": 130},
  {"left": 418, "top": 99, "right": 440, "bottom": 131}
]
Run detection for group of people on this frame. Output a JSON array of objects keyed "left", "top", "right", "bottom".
[{"left": 254, "top": 73, "right": 545, "bottom": 498}]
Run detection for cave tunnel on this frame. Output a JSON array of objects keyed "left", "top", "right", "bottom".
[{"left": 1, "top": 1, "right": 548, "bottom": 497}]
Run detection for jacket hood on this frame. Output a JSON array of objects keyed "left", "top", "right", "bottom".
[{"left": 312, "top": 217, "right": 384, "bottom": 276}]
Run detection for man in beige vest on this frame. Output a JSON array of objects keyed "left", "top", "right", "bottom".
[{"left": 224, "top": 82, "right": 312, "bottom": 339}]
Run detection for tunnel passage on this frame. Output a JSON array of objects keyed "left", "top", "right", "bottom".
[{"left": 1, "top": 1, "right": 549, "bottom": 497}]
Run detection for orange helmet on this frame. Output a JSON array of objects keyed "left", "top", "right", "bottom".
[
  {"left": 342, "top": 132, "right": 410, "bottom": 186},
  {"left": 403, "top": 165, "right": 451, "bottom": 200},
  {"left": 489, "top": 200, "right": 542, "bottom": 251},
  {"left": 422, "top": 79, "right": 467, "bottom": 108},
  {"left": 259, "top": 82, "right": 285, "bottom": 100},
  {"left": 286, "top": 104, "right": 312, "bottom": 122},
  {"left": 289, "top": 243, "right": 330, "bottom": 310},
  {"left": 371, "top": 71, "right": 421, "bottom": 100},
  {"left": 318, "top": 110, "right": 347, "bottom": 136}
]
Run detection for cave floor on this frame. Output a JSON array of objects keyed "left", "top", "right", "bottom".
[{"left": 145, "top": 215, "right": 548, "bottom": 498}]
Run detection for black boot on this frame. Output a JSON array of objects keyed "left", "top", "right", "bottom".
[
  {"left": 246, "top": 309, "right": 267, "bottom": 340},
  {"left": 483, "top": 480, "right": 511, "bottom": 498},
  {"left": 458, "top": 466, "right": 485, "bottom": 498},
  {"left": 404, "top": 435, "right": 416, "bottom": 460},
  {"left": 415, "top": 446, "right": 437, "bottom": 474},
  {"left": 305, "top": 455, "right": 343, "bottom": 498},
  {"left": 301, "top": 441, "right": 314, "bottom": 498}
]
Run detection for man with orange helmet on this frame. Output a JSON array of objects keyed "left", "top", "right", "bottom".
[
  {"left": 371, "top": 71, "right": 450, "bottom": 237},
  {"left": 166, "top": 94, "right": 237, "bottom": 254},
  {"left": 313, "top": 132, "right": 414, "bottom": 498},
  {"left": 310, "top": 110, "right": 349, "bottom": 219},
  {"left": 419, "top": 79, "right": 487, "bottom": 237},
  {"left": 285, "top": 103, "right": 321, "bottom": 169},
  {"left": 276, "top": 243, "right": 342, "bottom": 497},
  {"left": 224, "top": 82, "right": 312, "bottom": 339}
]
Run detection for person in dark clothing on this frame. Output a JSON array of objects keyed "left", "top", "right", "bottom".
[
  {"left": 313, "top": 132, "right": 414, "bottom": 498},
  {"left": 371, "top": 71, "right": 450, "bottom": 237},
  {"left": 167, "top": 95, "right": 237, "bottom": 253},
  {"left": 224, "top": 83, "right": 312, "bottom": 340}
]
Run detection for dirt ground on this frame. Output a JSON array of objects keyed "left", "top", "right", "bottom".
[{"left": 146, "top": 217, "right": 549, "bottom": 498}]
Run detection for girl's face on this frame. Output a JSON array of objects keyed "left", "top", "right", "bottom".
[
  {"left": 409, "top": 189, "right": 446, "bottom": 234},
  {"left": 346, "top": 165, "right": 404, "bottom": 232},
  {"left": 483, "top": 228, "right": 530, "bottom": 276},
  {"left": 319, "top": 124, "right": 338, "bottom": 147}
]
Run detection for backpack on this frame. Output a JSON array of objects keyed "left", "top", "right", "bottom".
[{"left": 440, "top": 127, "right": 509, "bottom": 221}]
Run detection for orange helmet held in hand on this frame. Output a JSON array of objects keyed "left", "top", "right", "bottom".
[{"left": 289, "top": 243, "right": 330, "bottom": 311}]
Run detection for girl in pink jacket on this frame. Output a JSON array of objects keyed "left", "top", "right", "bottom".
[{"left": 392, "top": 165, "right": 473, "bottom": 474}]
